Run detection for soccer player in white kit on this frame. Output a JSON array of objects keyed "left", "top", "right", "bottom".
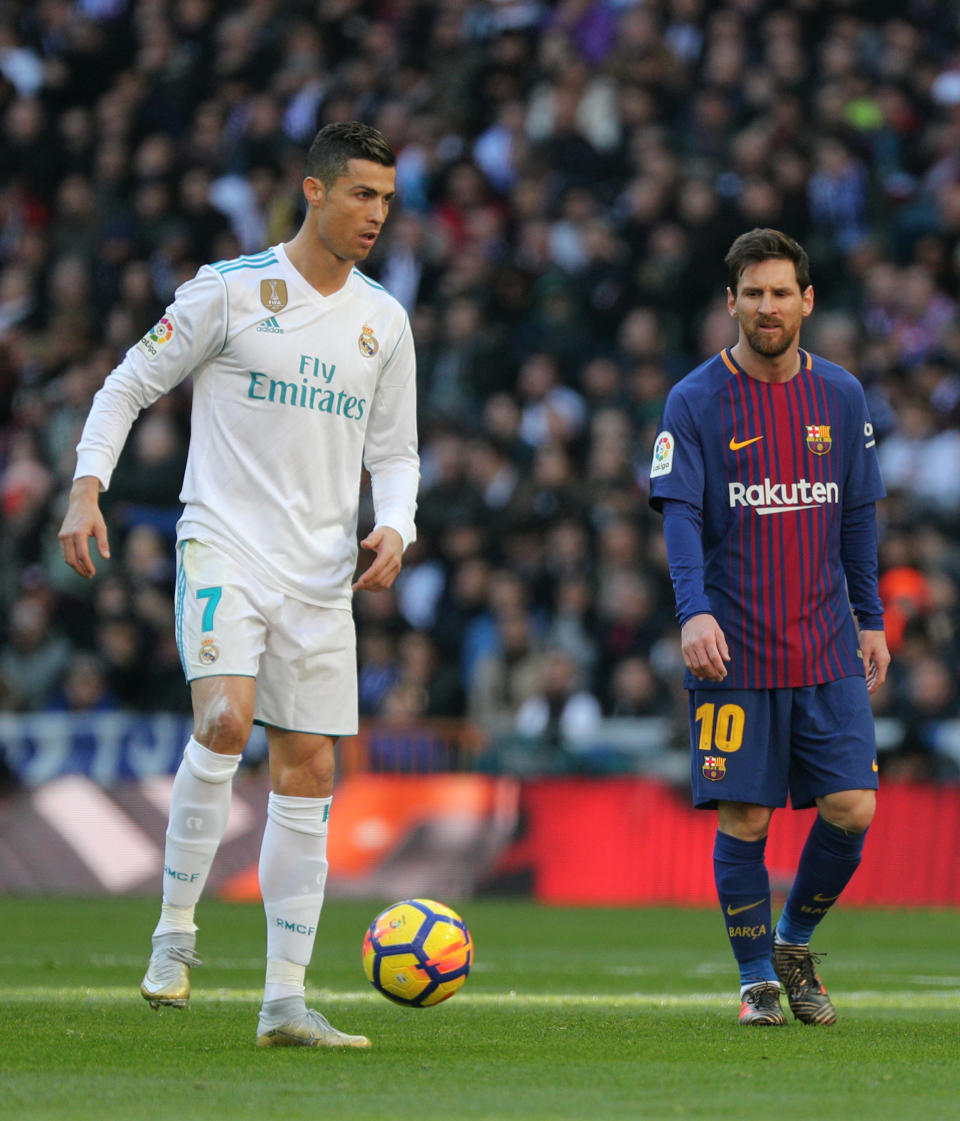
[{"left": 58, "top": 122, "right": 419, "bottom": 1048}]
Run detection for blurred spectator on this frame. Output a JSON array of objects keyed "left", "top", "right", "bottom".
[
  {"left": 44, "top": 650, "right": 117, "bottom": 713},
  {"left": 469, "top": 610, "right": 546, "bottom": 736},
  {"left": 358, "top": 627, "right": 399, "bottom": 717},
  {"left": 879, "top": 565, "right": 934, "bottom": 656},
  {"left": 0, "top": 591, "right": 73, "bottom": 711},
  {"left": 514, "top": 645, "right": 603, "bottom": 748},
  {"left": 392, "top": 630, "right": 465, "bottom": 719},
  {"left": 877, "top": 395, "right": 960, "bottom": 519},
  {"left": 607, "top": 655, "right": 673, "bottom": 719}
]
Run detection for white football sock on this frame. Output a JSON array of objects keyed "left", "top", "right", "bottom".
[
  {"left": 154, "top": 737, "right": 239, "bottom": 936},
  {"left": 259, "top": 792, "right": 331, "bottom": 1004}
]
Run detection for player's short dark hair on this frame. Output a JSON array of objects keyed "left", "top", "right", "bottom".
[
  {"left": 304, "top": 122, "right": 395, "bottom": 188},
  {"left": 725, "top": 228, "right": 812, "bottom": 295}
]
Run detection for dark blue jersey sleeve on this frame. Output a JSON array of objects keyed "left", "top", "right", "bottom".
[
  {"left": 844, "top": 380, "right": 886, "bottom": 506},
  {"left": 649, "top": 386, "right": 705, "bottom": 511},
  {"left": 841, "top": 501, "right": 884, "bottom": 630},
  {"left": 661, "top": 498, "right": 714, "bottom": 625}
]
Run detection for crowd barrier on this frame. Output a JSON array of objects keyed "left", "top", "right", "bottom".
[{"left": 1, "top": 713, "right": 958, "bottom": 904}]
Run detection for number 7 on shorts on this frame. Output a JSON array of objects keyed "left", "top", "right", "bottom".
[{"left": 196, "top": 586, "right": 222, "bottom": 632}]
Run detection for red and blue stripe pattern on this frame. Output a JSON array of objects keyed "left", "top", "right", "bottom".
[{"left": 653, "top": 348, "right": 884, "bottom": 690}]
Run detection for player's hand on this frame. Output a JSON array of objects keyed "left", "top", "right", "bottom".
[
  {"left": 353, "top": 526, "right": 403, "bottom": 592},
  {"left": 680, "top": 613, "right": 730, "bottom": 681},
  {"left": 58, "top": 476, "right": 110, "bottom": 579},
  {"left": 859, "top": 629, "right": 890, "bottom": 694}
]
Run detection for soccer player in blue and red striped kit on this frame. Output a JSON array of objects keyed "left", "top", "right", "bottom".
[{"left": 650, "top": 228, "right": 890, "bottom": 1026}]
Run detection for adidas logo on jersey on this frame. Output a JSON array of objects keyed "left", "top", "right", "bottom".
[{"left": 256, "top": 316, "right": 284, "bottom": 334}]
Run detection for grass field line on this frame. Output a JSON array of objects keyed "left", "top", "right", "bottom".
[{"left": 5, "top": 985, "right": 960, "bottom": 1010}]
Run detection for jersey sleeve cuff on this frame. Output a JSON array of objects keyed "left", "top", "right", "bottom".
[
  {"left": 678, "top": 603, "right": 714, "bottom": 627},
  {"left": 373, "top": 512, "right": 417, "bottom": 552},
  {"left": 73, "top": 451, "right": 115, "bottom": 491}
]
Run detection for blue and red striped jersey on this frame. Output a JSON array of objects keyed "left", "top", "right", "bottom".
[{"left": 650, "top": 348, "right": 885, "bottom": 690}]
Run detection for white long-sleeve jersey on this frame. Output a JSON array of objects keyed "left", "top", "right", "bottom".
[{"left": 74, "top": 244, "right": 419, "bottom": 608}]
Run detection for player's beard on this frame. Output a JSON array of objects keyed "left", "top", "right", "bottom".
[{"left": 743, "top": 318, "right": 799, "bottom": 358}]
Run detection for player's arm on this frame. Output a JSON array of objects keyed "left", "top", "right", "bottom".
[
  {"left": 358, "top": 316, "right": 419, "bottom": 592},
  {"left": 662, "top": 498, "right": 730, "bottom": 682},
  {"left": 58, "top": 475, "right": 111, "bottom": 578},
  {"left": 840, "top": 388, "right": 889, "bottom": 692},
  {"left": 352, "top": 526, "right": 403, "bottom": 592},
  {"left": 58, "top": 267, "right": 227, "bottom": 578},
  {"left": 841, "top": 499, "right": 890, "bottom": 693}
]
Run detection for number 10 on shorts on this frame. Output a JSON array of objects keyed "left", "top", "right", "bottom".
[{"left": 696, "top": 702, "right": 745, "bottom": 752}]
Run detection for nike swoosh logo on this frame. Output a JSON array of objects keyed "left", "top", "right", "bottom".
[
  {"left": 872, "top": 760, "right": 879, "bottom": 772},
  {"left": 726, "top": 899, "right": 766, "bottom": 915},
  {"left": 813, "top": 893, "right": 841, "bottom": 903},
  {"left": 729, "top": 436, "right": 764, "bottom": 451}
]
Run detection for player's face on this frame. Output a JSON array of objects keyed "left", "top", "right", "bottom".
[
  {"left": 307, "top": 159, "right": 396, "bottom": 263},
  {"left": 728, "top": 258, "right": 814, "bottom": 358}
]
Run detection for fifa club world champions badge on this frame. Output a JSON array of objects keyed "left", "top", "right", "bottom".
[{"left": 260, "top": 279, "right": 288, "bottom": 312}]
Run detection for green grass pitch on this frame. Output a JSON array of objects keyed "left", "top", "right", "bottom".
[{"left": 1, "top": 898, "right": 958, "bottom": 1120}]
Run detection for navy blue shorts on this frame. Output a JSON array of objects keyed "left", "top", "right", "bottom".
[{"left": 687, "top": 676, "right": 879, "bottom": 810}]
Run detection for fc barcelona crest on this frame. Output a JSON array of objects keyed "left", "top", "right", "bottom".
[
  {"left": 260, "top": 278, "right": 288, "bottom": 312},
  {"left": 702, "top": 755, "right": 727, "bottom": 782},
  {"left": 805, "top": 423, "right": 832, "bottom": 455}
]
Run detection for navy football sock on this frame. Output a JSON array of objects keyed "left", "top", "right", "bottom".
[
  {"left": 775, "top": 814, "right": 866, "bottom": 946},
  {"left": 713, "top": 830, "right": 776, "bottom": 986}
]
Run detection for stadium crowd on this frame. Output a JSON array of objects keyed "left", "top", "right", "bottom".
[{"left": 1, "top": 0, "right": 959, "bottom": 782}]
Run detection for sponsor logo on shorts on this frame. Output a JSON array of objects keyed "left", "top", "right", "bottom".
[
  {"left": 358, "top": 323, "right": 379, "bottom": 357},
  {"left": 702, "top": 755, "right": 726, "bottom": 781},
  {"left": 198, "top": 637, "right": 219, "bottom": 665}
]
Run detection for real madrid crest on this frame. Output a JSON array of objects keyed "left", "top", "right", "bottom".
[
  {"left": 358, "top": 324, "right": 379, "bottom": 357},
  {"left": 199, "top": 637, "right": 220, "bottom": 665},
  {"left": 260, "top": 278, "right": 288, "bottom": 312},
  {"left": 805, "top": 423, "right": 832, "bottom": 455}
]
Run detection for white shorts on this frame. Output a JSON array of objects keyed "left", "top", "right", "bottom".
[{"left": 174, "top": 539, "right": 358, "bottom": 736}]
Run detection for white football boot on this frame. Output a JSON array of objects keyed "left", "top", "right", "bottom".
[
  {"left": 140, "top": 932, "right": 202, "bottom": 1009},
  {"left": 256, "top": 997, "right": 371, "bottom": 1048}
]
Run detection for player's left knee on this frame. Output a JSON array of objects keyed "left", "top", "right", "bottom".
[
  {"left": 818, "top": 789, "right": 875, "bottom": 833},
  {"left": 269, "top": 734, "right": 337, "bottom": 798}
]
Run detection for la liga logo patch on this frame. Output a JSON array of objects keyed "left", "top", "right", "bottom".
[
  {"left": 650, "top": 430, "right": 675, "bottom": 478},
  {"left": 136, "top": 316, "right": 175, "bottom": 360}
]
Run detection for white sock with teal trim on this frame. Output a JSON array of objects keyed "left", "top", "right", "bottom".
[
  {"left": 259, "top": 792, "right": 331, "bottom": 1006},
  {"left": 153, "top": 737, "right": 239, "bottom": 937}
]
